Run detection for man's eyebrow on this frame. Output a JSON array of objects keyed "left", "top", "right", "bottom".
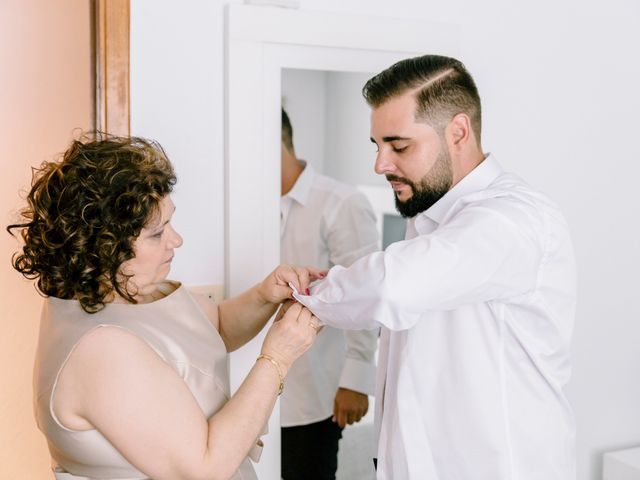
[
  {"left": 370, "top": 136, "right": 412, "bottom": 143},
  {"left": 382, "top": 136, "right": 411, "bottom": 142}
]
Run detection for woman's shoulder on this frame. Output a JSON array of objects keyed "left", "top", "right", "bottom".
[
  {"left": 71, "top": 325, "right": 166, "bottom": 370},
  {"left": 187, "top": 290, "right": 220, "bottom": 331},
  {"left": 53, "top": 324, "right": 169, "bottom": 429}
]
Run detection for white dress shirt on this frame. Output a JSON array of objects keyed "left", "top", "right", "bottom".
[
  {"left": 280, "top": 163, "right": 380, "bottom": 427},
  {"left": 295, "top": 156, "right": 577, "bottom": 479}
]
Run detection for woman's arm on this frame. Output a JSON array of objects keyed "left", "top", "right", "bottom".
[
  {"left": 216, "top": 264, "right": 322, "bottom": 351},
  {"left": 216, "top": 284, "right": 280, "bottom": 352},
  {"left": 55, "top": 303, "right": 317, "bottom": 480}
]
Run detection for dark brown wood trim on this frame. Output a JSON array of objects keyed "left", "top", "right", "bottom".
[{"left": 95, "top": 0, "right": 130, "bottom": 136}]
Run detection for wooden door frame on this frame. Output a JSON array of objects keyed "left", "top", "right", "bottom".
[{"left": 95, "top": 0, "right": 130, "bottom": 136}]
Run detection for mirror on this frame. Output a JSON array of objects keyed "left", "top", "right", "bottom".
[
  {"left": 280, "top": 68, "right": 402, "bottom": 478},
  {"left": 281, "top": 68, "right": 407, "bottom": 250}
]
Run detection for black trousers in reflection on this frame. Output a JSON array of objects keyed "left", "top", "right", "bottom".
[{"left": 281, "top": 416, "right": 343, "bottom": 480}]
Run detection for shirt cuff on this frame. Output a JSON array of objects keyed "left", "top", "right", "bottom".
[{"left": 339, "top": 357, "right": 376, "bottom": 396}]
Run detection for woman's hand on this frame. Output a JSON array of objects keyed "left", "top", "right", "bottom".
[
  {"left": 256, "top": 265, "right": 325, "bottom": 305},
  {"left": 261, "top": 302, "right": 320, "bottom": 374}
]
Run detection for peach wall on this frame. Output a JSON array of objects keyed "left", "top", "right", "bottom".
[{"left": 0, "top": 1, "right": 92, "bottom": 477}]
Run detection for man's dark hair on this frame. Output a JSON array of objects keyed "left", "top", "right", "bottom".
[
  {"left": 281, "top": 107, "right": 295, "bottom": 153},
  {"left": 362, "top": 55, "right": 482, "bottom": 141}
]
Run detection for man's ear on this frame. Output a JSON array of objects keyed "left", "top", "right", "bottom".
[{"left": 446, "top": 113, "right": 472, "bottom": 147}]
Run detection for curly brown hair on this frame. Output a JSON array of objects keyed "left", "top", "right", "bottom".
[{"left": 7, "top": 134, "right": 177, "bottom": 313}]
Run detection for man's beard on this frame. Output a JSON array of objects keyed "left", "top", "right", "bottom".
[{"left": 388, "top": 147, "right": 453, "bottom": 218}]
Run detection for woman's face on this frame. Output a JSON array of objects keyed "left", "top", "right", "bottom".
[{"left": 120, "top": 195, "right": 183, "bottom": 298}]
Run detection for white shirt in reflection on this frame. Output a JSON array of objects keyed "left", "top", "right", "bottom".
[
  {"left": 295, "top": 156, "right": 577, "bottom": 480},
  {"left": 280, "top": 162, "right": 380, "bottom": 427}
]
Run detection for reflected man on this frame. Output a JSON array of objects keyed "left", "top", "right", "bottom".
[
  {"left": 280, "top": 108, "right": 379, "bottom": 480},
  {"left": 295, "top": 55, "right": 577, "bottom": 479}
]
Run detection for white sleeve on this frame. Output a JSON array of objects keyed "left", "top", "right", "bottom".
[
  {"left": 297, "top": 197, "right": 545, "bottom": 332},
  {"left": 338, "top": 327, "right": 378, "bottom": 395},
  {"left": 326, "top": 192, "right": 379, "bottom": 267},
  {"left": 326, "top": 192, "right": 379, "bottom": 395}
]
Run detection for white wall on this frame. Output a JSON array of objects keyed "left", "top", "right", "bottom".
[
  {"left": 130, "top": 0, "right": 226, "bottom": 285},
  {"left": 131, "top": 1, "right": 640, "bottom": 479}
]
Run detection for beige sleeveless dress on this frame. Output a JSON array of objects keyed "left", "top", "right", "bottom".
[{"left": 33, "top": 282, "right": 260, "bottom": 480}]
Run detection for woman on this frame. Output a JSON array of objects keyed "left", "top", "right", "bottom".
[{"left": 8, "top": 135, "right": 320, "bottom": 480}]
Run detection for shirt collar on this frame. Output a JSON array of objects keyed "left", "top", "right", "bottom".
[
  {"left": 284, "top": 161, "right": 315, "bottom": 206},
  {"left": 422, "top": 154, "right": 503, "bottom": 225}
]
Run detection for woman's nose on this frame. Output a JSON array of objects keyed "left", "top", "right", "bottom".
[{"left": 168, "top": 225, "right": 183, "bottom": 248}]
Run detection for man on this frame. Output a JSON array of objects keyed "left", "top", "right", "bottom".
[
  {"left": 279, "top": 108, "right": 380, "bottom": 480},
  {"left": 294, "top": 55, "right": 577, "bottom": 479}
]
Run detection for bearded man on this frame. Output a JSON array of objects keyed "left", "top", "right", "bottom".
[{"left": 293, "top": 54, "right": 577, "bottom": 480}]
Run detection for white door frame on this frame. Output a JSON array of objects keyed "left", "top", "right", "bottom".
[{"left": 225, "top": 5, "right": 459, "bottom": 478}]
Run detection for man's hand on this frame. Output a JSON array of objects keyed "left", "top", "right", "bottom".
[{"left": 332, "top": 388, "right": 369, "bottom": 428}]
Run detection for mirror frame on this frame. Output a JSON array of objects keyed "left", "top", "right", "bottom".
[{"left": 225, "top": 5, "right": 459, "bottom": 478}]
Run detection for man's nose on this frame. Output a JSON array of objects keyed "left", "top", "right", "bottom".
[{"left": 374, "top": 151, "right": 395, "bottom": 176}]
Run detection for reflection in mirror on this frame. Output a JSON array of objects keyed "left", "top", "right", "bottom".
[
  {"left": 382, "top": 213, "right": 407, "bottom": 249},
  {"left": 281, "top": 68, "right": 407, "bottom": 250},
  {"left": 280, "top": 68, "right": 406, "bottom": 479}
]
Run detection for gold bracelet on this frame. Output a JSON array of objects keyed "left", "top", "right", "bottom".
[{"left": 256, "top": 354, "right": 284, "bottom": 395}]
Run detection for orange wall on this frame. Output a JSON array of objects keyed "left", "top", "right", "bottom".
[{"left": 0, "top": 1, "right": 92, "bottom": 477}]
